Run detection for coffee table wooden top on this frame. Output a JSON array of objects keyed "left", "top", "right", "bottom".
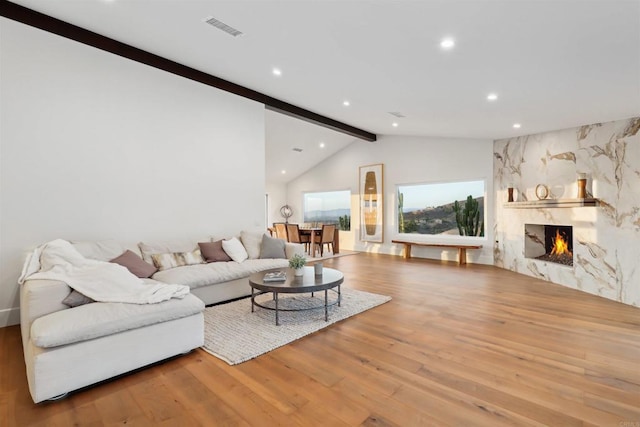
[{"left": 249, "top": 267, "right": 344, "bottom": 294}]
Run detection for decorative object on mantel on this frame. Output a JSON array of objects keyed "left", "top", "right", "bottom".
[
  {"left": 279, "top": 204, "right": 293, "bottom": 223},
  {"left": 577, "top": 173, "right": 587, "bottom": 199},
  {"left": 503, "top": 198, "right": 599, "bottom": 209},
  {"left": 507, "top": 187, "right": 514, "bottom": 202},
  {"left": 535, "top": 184, "right": 550, "bottom": 200}
]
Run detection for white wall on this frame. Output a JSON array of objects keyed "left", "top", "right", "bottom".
[
  {"left": 286, "top": 135, "right": 494, "bottom": 263},
  {"left": 266, "top": 182, "right": 288, "bottom": 226},
  {"left": 0, "top": 19, "right": 267, "bottom": 326}
]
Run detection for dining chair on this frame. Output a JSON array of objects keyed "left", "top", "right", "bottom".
[
  {"left": 273, "top": 222, "right": 289, "bottom": 241},
  {"left": 286, "top": 224, "right": 311, "bottom": 253},
  {"left": 313, "top": 224, "right": 336, "bottom": 257}
]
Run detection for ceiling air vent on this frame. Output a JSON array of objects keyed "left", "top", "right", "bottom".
[
  {"left": 292, "top": 148, "right": 303, "bottom": 152},
  {"left": 204, "top": 16, "right": 243, "bottom": 37},
  {"left": 388, "top": 112, "right": 405, "bottom": 118}
]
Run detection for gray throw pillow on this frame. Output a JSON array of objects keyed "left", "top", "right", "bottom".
[
  {"left": 110, "top": 250, "right": 158, "bottom": 278},
  {"left": 259, "top": 234, "right": 286, "bottom": 259},
  {"left": 62, "top": 290, "right": 94, "bottom": 307}
]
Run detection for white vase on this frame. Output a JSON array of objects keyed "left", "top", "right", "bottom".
[{"left": 294, "top": 267, "right": 304, "bottom": 276}]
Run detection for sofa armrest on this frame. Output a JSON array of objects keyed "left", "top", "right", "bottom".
[
  {"left": 20, "top": 279, "right": 71, "bottom": 349},
  {"left": 285, "top": 243, "right": 305, "bottom": 259}
]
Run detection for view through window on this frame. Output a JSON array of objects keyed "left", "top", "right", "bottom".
[
  {"left": 303, "top": 190, "right": 351, "bottom": 230},
  {"left": 397, "top": 180, "right": 485, "bottom": 236}
]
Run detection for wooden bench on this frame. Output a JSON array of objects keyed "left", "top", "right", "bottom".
[{"left": 391, "top": 240, "right": 482, "bottom": 265}]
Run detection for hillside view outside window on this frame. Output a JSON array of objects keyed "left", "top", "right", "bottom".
[
  {"left": 397, "top": 180, "right": 485, "bottom": 236},
  {"left": 303, "top": 190, "right": 351, "bottom": 230}
]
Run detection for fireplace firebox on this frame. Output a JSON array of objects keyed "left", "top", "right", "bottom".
[{"left": 524, "top": 224, "right": 573, "bottom": 266}]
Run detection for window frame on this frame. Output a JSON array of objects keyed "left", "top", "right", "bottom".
[
  {"left": 395, "top": 178, "right": 487, "bottom": 242},
  {"left": 302, "top": 189, "right": 352, "bottom": 230}
]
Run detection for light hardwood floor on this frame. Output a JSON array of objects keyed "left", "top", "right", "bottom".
[{"left": 2, "top": 253, "right": 639, "bottom": 426}]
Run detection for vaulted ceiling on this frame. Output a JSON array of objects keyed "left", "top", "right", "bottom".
[{"left": 7, "top": 0, "right": 640, "bottom": 183}]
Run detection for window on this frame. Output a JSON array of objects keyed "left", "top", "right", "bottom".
[
  {"left": 397, "top": 180, "right": 485, "bottom": 236},
  {"left": 303, "top": 190, "right": 351, "bottom": 230}
]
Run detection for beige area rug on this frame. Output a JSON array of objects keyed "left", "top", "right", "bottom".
[{"left": 201, "top": 288, "right": 391, "bottom": 365}]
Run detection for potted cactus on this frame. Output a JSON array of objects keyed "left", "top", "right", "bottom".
[{"left": 289, "top": 254, "right": 307, "bottom": 276}]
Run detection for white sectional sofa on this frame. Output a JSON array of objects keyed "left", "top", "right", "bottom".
[{"left": 20, "top": 231, "right": 303, "bottom": 403}]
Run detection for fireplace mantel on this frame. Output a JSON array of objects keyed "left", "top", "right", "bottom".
[{"left": 503, "top": 198, "right": 599, "bottom": 209}]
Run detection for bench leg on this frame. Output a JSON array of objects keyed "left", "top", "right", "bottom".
[
  {"left": 458, "top": 248, "right": 467, "bottom": 265},
  {"left": 403, "top": 244, "right": 412, "bottom": 259}
]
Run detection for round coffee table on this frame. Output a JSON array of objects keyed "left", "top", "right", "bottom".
[{"left": 248, "top": 266, "right": 344, "bottom": 325}]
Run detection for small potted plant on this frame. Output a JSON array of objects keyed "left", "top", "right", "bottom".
[{"left": 289, "top": 253, "right": 307, "bottom": 276}]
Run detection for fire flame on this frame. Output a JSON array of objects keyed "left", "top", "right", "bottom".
[{"left": 550, "top": 229, "right": 572, "bottom": 257}]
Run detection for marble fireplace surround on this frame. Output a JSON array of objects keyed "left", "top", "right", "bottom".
[{"left": 494, "top": 117, "right": 640, "bottom": 307}]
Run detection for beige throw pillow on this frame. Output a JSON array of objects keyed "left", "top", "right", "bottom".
[
  {"left": 240, "top": 230, "right": 263, "bottom": 259},
  {"left": 138, "top": 240, "right": 199, "bottom": 264},
  {"left": 151, "top": 249, "right": 205, "bottom": 271}
]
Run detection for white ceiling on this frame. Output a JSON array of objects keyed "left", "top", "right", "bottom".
[
  {"left": 265, "top": 110, "right": 358, "bottom": 184},
  {"left": 10, "top": 0, "right": 640, "bottom": 183}
]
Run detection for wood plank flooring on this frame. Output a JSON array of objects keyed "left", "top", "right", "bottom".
[{"left": 1, "top": 253, "right": 639, "bottom": 426}]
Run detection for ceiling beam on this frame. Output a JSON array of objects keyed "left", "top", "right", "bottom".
[{"left": 0, "top": 0, "right": 377, "bottom": 142}]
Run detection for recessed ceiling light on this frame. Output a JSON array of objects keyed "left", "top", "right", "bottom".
[
  {"left": 513, "top": 123, "right": 521, "bottom": 129},
  {"left": 440, "top": 38, "right": 455, "bottom": 50},
  {"left": 281, "top": 170, "right": 286, "bottom": 174},
  {"left": 487, "top": 93, "right": 498, "bottom": 101},
  {"left": 319, "top": 142, "right": 325, "bottom": 148},
  {"left": 272, "top": 68, "right": 282, "bottom": 76},
  {"left": 343, "top": 100, "right": 350, "bottom": 106},
  {"left": 392, "top": 122, "right": 399, "bottom": 127}
]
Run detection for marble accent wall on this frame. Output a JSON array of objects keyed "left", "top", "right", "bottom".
[{"left": 494, "top": 117, "right": 640, "bottom": 307}]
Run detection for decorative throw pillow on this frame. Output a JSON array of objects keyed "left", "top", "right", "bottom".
[
  {"left": 222, "top": 237, "right": 248, "bottom": 263},
  {"left": 259, "top": 234, "right": 286, "bottom": 259},
  {"left": 138, "top": 240, "right": 199, "bottom": 264},
  {"left": 110, "top": 250, "right": 158, "bottom": 278},
  {"left": 199, "top": 241, "right": 232, "bottom": 262},
  {"left": 62, "top": 290, "right": 95, "bottom": 308},
  {"left": 151, "top": 249, "right": 205, "bottom": 271},
  {"left": 240, "top": 230, "right": 263, "bottom": 259}
]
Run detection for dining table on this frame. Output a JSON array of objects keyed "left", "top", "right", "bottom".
[{"left": 299, "top": 227, "right": 340, "bottom": 257}]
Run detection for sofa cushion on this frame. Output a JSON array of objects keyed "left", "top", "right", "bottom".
[
  {"left": 138, "top": 240, "right": 199, "bottom": 264},
  {"left": 151, "top": 249, "right": 204, "bottom": 271},
  {"left": 152, "top": 258, "right": 289, "bottom": 290},
  {"left": 260, "top": 234, "right": 286, "bottom": 259},
  {"left": 199, "top": 241, "right": 232, "bottom": 262},
  {"left": 72, "top": 240, "right": 124, "bottom": 262},
  {"left": 285, "top": 242, "right": 306, "bottom": 259},
  {"left": 240, "top": 231, "right": 263, "bottom": 259},
  {"left": 110, "top": 250, "right": 158, "bottom": 278},
  {"left": 31, "top": 293, "right": 205, "bottom": 348},
  {"left": 222, "top": 237, "right": 248, "bottom": 263}
]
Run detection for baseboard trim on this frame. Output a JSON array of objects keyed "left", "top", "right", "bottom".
[{"left": 0, "top": 307, "right": 20, "bottom": 327}]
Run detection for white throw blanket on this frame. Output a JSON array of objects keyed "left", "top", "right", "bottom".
[{"left": 19, "top": 239, "right": 190, "bottom": 304}]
